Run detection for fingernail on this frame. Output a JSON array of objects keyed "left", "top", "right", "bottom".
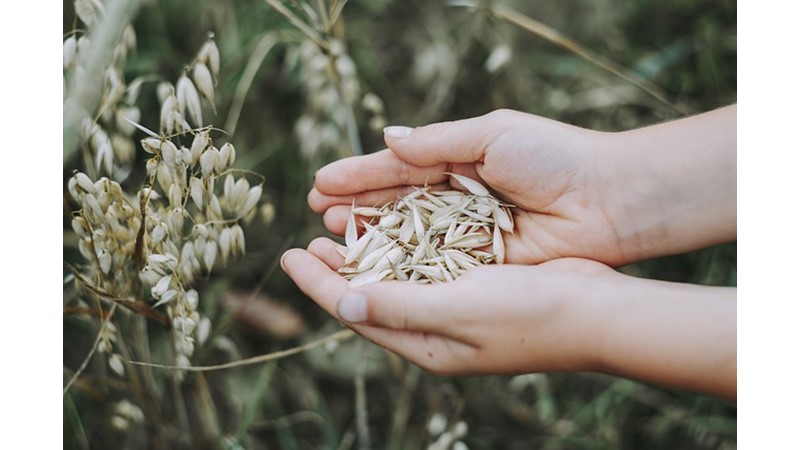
[
  {"left": 384, "top": 126, "right": 413, "bottom": 139},
  {"left": 337, "top": 291, "right": 368, "bottom": 323},
  {"left": 279, "top": 251, "right": 290, "bottom": 273}
]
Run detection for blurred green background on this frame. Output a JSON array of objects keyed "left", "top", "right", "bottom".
[{"left": 63, "top": 0, "right": 736, "bottom": 448}]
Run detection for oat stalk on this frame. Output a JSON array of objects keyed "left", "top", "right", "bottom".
[
  {"left": 449, "top": 0, "right": 685, "bottom": 115},
  {"left": 127, "top": 329, "right": 356, "bottom": 371},
  {"left": 64, "top": 0, "right": 142, "bottom": 163}
]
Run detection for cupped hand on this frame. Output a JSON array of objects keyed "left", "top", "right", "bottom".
[
  {"left": 281, "top": 236, "right": 620, "bottom": 376},
  {"left": 308, "top": 109, "right": 636, "bottom": 266}
]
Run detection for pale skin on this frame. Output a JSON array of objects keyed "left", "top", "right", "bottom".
[{"left": 281, "top": 105, "right": 737, "bottom": 401}]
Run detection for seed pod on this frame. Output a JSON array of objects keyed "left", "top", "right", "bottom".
[
  {"left": 168, "top": 183, "right": 182, "bottom": 208},
  {"left": 219, "top": 142, "right": 235, "bottom": 168},
  {"left": 219, "top": 227, "right": 233, "bottom": 262},
  {"left": 71, "top": 216, "right": 89, "bottom": 238},
  {"left": 198, "top": 38, "right": 220, "bottom": 79},
  {"left": 209, "top": 194, "right": 223, "bottom": 220},
  {"left": 199, "top": 148, "right": 217, "bottom": 178},
  {"left": 74, "top": 172, "right": 97, "bottom": 195},
  {"left": 349, "top": 268, "right": 393, "bottom": 288},
  {"left": 157, "top": 95, "right": 177, "bottom": 135},
  {"left": 345, "top": 226, "right": 375, "bottom": 265},
  {"left": 155, "top": 164, "right": 172, "bottom": 195},
  {"left": 357, "top": 242, "right": 393, "bottom": 272},
  {"left": 97, "top": 248, "right": 112, "bottom": 274},
  {"left": 345, "top": 204, "right": 358, "bottom": 248},
  {"left": 239, "top": 185, "right": 262, "bottom": 217},
  {"left": 154, "top": 289, "right": 179, "bottom": 308},
  {"left": 176, "top": 74, "right": 202, "bottom": 127},
  {"left": 192, "top": 63, "right": 214, "bottom": 104},
  {"left": 160, "top": 140, "right": 179, "bottom": 167},
  {"left": 446, "top": 172, "right": 490, "bottom": 196},
  {"left": 151, "top": 223, "right": 167, "bottom": 245},
  {"left": 189, "top": 177, "right": 204, "bottom": 209},
  {"left": 196, "top": 316, "right": 212, "bottom": 345},
  {"left": 231, "top": 224, "right": 246, "bottom": 254},
  {"left": 185, "top": 289, "right": 199, "bottom": 311},
  {"left": 190, "top": 130, "right": 209, "bottom": 164},
  {"left": 83, "top": 193, "right": 104, "bottom": 220},
  {"left": 497, "top": 207, "right": 514, "bottom": 233},
  {"left": 64, "top": 35, "right": 77, "bottom": 69},
  {"left": 151, "top": 275, "right": 172, "bottom": 298},
  {"left": 379, "top": 211, "right": 403, "bottom": 228},
  {"left": 108, "top": 354, "right": 125, "bottom": 377},
  {"left": 141, "top": 137, "right": 162, "bottom": 155},
  {"left": 223, "top": 173, "right": 235, "bottom": 200},
  {"left": 211, "top": 147, "right": 227, "bottom": 173},
  {"left": 493, "top": 224, "right": 505, "bottom": 264},
  {"left": 203, "top": 240, "right": 217, "bottom": 271},
  {"left": 181, "top": 339, "right": 196, "bottom": 358}
]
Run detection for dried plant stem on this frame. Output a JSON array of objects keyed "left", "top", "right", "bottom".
[
  {"left": 341, "top": 98, "right": 363, "bottom": 156},
  {"left": 388, "top": 365, "right": 421, "bottom": 450},
  {"left": 130, "top": 313, "right": 158, "bottom": 401},
  {"left": 128, "top": 328, "right": 356, "bottom": 371},
  {"left": 263, "top": 0, "right": 330, "bottom": 51},
  {"left": 329, "top": 0, "right": 349, "bottom": 25},
  {"left": 225, "top": 31, "right": 283, "bottom": 135},
  {"left": 354, "top": 339, "right": 371, "bottom": 450},
  {"left": 316, "top": 0, "right": 331, "bottom": 31},
  {"left": 63, "top": 303, "right": 118, "bottom": 395},
  {"left": 172, "top": 370, "right": 192, "bottom": 441},
  {"left": 63, "top": 0, "right": 142, "bottom": 163},
  {"left": 451, "top": 1, "right": 685, "bottom": 115}
]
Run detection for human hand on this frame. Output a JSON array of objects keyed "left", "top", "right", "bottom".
[
  {"left": 310, "top": 109, "right": 632, "bottom": 265},
  {"left": 281, "top": 237, "right": 736, "bottom": 399},
  {"left": 309, "top": 107, "right": 736, "bottom": 267},
  {"left": 282, "top": 236, "right": 617, "bottom": 375}
]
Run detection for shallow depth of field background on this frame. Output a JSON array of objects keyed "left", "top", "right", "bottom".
[{"left": 63, "top": 0, "right": 736, "bottom": 448}]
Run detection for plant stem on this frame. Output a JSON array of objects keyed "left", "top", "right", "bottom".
[{"left": 64, "top": 0, "right": 142, "bottom": 164}]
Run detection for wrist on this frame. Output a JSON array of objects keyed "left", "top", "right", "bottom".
[
  {"left": 588, "top": 273, "right": 737, "bottom": 399},
  {"left": 591, "top": 108, "right": 737, "bottom": 264}
]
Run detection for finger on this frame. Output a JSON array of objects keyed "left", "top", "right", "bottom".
[
  {"left": 314, "top": 149, "right": 449, "bottom": 196},
  {"left": 308, "top": 182, "right": 450, "bottom": 215},
  {"left": 384, "top": 111, "right": 522, "bottom": 166},
  {"left": 305, "top": 237, "right": 345, "bottom": 271},
  {"left": 321, "top": 205, "right": 351, "bottom": 236},
  {"left": 281, "top": 248, "right": 473, "bottom": 362},
  {"left": 337, "top": 281, "right": 466, "bottom": 337},
  {"left": 280, "top": 249, "right": 349, "bottom": 316}
]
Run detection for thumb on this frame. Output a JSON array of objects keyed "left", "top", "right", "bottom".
[
  {"left": 383, "top": 110, "right": 512, "bottom": 166},
  {"left": 336, "top": 282, "right": 458, "bottom": 334}
]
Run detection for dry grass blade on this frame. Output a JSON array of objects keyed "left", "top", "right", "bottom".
[
  {"left": 64, "top": 303, "right": 118, "bottom": 395},
  {"left": 263, "top": 0, "right": 330, "bottom": 51},
  {"left": 449, "top": 1, "right": 685, "bottom": 115},
  {"left": 128, "top": 329, "right": 356, "bottom": 371}
]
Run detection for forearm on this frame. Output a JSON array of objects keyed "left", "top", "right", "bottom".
[
  {"left": 600, "top": 105, "right": 737, "bottom": 261},
  {"left": 588, "top": 275, "right": 737, "bottom": 400}
]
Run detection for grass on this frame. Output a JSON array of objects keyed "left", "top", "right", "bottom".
[{"left": 63, "top": 0, "right": 736, "bottom": 448}]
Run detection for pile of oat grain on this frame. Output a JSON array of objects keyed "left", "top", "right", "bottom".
[{"left": 338, "top": 173, "right": 514, "bottom": 286}]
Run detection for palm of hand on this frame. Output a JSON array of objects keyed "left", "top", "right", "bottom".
[{"left": 469, "top": 132, "right": 626, "bottom": 265}]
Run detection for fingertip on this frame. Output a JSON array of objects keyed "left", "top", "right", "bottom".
[
  {"left": 323, "top": 206, "right": 349, "bottom": 235},
  {"left": 383, "top": 125, "right": 414, "bottom": 140},
  {"left": 337, "top": 290, "right": 368, "bottom": 323},
  {"left": 307, "top": 187, "right": 327, "bottom": 214},
  {"left": 280, "top": 248, "right": 304, "bottom": 273}
]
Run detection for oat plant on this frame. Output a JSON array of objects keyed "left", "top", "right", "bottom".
[{"left": 63, "top": 7, "right": 271, "bottom": 447}]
